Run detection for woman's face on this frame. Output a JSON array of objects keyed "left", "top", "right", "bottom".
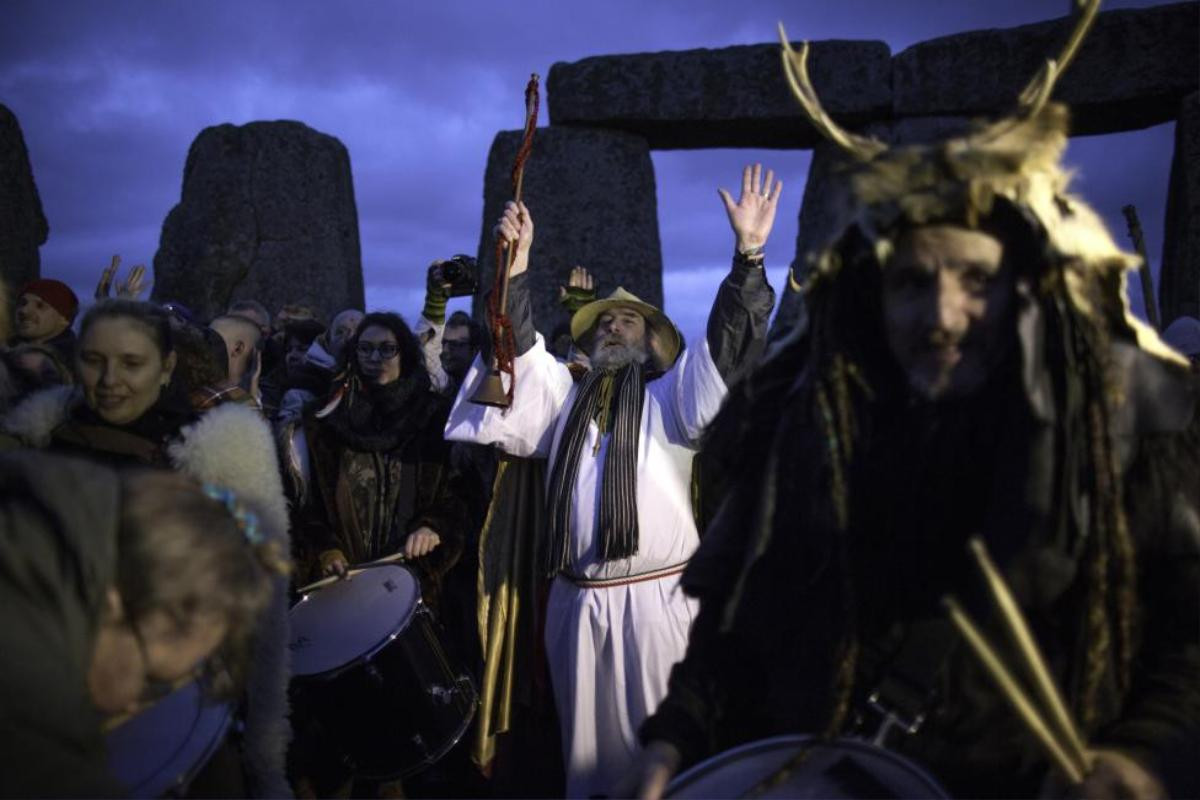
[
  {"left": 355, "top": 325, "right": 401, "bottom": 386},
  {"left": 77, "top": 317, "right": 176, "bottom": 425}
]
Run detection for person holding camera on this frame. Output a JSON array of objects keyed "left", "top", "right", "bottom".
[{"left": 415, "top": 255, "right": 480, "bottom": 396}]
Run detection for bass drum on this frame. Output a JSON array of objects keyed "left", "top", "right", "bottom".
[
  {"left": 105, "top": 681, "right": 232, "bottom": 798},
  {"left": 289, "top": 564, "right": 477, "bottom": 780},
  {"left": 666, "top": 735, "right": 948, "bottom": 799}
]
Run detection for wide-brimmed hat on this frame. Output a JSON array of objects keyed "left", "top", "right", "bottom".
[{"left": 570, "top": 287, "right": 682, "bottom": 370}]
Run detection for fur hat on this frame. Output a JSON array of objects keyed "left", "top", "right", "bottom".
[
  {"left": 778, "top": 1, "right": 1183, "bottom": 367},
  {"left": 19, "top": 279, "right": 79, "bottom": 323}
]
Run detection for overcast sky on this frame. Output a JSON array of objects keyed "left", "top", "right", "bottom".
[{"left": 1, "top": 0, "right": 1174, "bottom": 343}]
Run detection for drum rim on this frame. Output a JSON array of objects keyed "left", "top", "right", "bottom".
[
  {"left": 106, "top": 681, "right": 233, "bottom": 798},
  {"left": 666, "top": 733, "right": 948, "bottom": 798},
  {"left": 289, "top": 564, "right": 421, "bottom": 680}
]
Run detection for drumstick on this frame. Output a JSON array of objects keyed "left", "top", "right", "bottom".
[
  {"left": 943, "top": 596, "right": 1086, "bottom": 784},
  {"left": 295, "top": 551, "right": 408, "bottom": 594},
  {"left": 967, "top": 538, "right": 1091, "bottom": 773}
]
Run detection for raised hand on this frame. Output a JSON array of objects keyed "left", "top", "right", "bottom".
[
  {"left": 558, "top": 266, "right": 596, "bottom": 313},
  {"left": 493, "top": 200, "right": 533, "bottom": 278},
  {"left": 718, "top": 163, "right": 784, "bottom": 253},
  {"left": 94, "top": 255, "right": 120, "bottom": 300},
  {"left": 115, "top": 264, "right": 147, "bottom": 299}
]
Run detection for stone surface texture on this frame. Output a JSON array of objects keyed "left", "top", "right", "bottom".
[
  {"left": 153, "top": 121, "right": 364, "bottom": 323},
  {"left": 547, "top": 40, "right": 892, "bottom": 150},
  {"left": 893, "top": 3, "right": 1199, "bottom": 135},
  {"left": 0, "top": 103, "right": 49, "bottom": 294},
  {"left": 473, "top": 127, "right": 662, "bottom": 343},
  {"left": 1160, "top": 92, "right": 1200, "bottom": 325}
]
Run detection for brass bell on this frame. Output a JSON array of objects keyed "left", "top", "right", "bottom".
[{"left": 470, "top": 369, "right": 511, "bottom": 408}]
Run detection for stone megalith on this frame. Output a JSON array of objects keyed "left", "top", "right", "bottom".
[
  {"left": 0, "top": 103, "right": 49, "bottom": 294},
  {"left": 547, "top": 40, "right": 892, "bottom": 150},
  {"left": 1160, "top": 92, "right": 1200, "bottom": 325},
  {"left": 473, "top": 126, "right": 661, "bottom": 344},
  {"left": 152, "top": 121, "right": 364, "bottom": 323},
  {"left": 892, "top": 3, "right": 1198, "bottom": 136}
]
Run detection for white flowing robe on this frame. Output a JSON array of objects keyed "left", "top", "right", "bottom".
[{"left": 445, "top": 333, "right": 729, "bottom": 797}]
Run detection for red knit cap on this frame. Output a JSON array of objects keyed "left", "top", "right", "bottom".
[{"left": 19, "top": 279, "right": 79, "bottom": 323}]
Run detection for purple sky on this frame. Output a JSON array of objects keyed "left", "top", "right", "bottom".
[{"left": 1, "top": 0, "right": 1174, "bottom": 343}]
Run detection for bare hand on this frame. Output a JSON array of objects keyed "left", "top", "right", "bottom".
[
  {"left": 719, "top": 163, "right": 783, "bottom": 253},
  {"left": 115, "top": 264, "right": 147, "bottom": 299},
  {"left": 248, "top": 348, "right": 263, "bottom": 402},
  {"left": 94, "top": 255, "right": 120, "bottom": 300},
  {"left": 320, "top": 550, "right": 349, "bottom": 578},
  {"left": 558, "top": 265, "right": 594, "bottom": 301},
  {"left": 404, "top": 526, "right": 442, "bottom": 559},
  {"left": 616, "top": 740, "right": 681, "bottom": 800},
  {"left": 493, "top": 201, "right": 533, "bottom": 278},
  {"left": 1075, "top": 749, "right": 1165, "bottom": 800}
]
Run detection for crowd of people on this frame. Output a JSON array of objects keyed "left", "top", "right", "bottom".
[{"left": 3, "top": 15, "right": 1200, "bottom": 800}]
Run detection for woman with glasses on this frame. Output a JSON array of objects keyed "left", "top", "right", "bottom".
[{"left": 292, "top": 311, "right": 467, "bottom": 601}]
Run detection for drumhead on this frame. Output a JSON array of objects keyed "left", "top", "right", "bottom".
[
  {"left": 289, "top": 564, "right": 421, "bottom": 678},
  {"left": 106, "top": 681, "right": 232, "bottom": 798},
  {"left": 666, "top": 734, "right": 948, "bottom": 799}
]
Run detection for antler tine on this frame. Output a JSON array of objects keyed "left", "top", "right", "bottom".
[
  {"left": 778, "top": 22, "right": 886, "bottom": 162},
  {"left": 1016, "top": 0, "right": 1101, "bottom": 112}
]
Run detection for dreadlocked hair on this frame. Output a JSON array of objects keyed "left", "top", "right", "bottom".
[{"left": 1055, "top": 264, "right": 1136, "bottom": 729}]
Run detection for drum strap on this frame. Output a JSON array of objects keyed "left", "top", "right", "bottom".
[{"left": 857, "top": 619, "right": 958, "bottom": 747}]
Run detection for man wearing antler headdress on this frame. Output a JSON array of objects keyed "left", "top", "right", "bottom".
[
  {"left": 635, "top": 5, "right": 1199, "bottom": 799},
  {"left": 445, "top": 166, "right": 778, "bottom": 796}
]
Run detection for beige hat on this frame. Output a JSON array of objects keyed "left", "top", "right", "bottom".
[{"left": 570, "top": 287, "right": 682, "bottom": 370}]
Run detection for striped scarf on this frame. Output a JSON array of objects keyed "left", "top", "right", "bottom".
[{"left": 545, "top": 361, "right": 646, "bottom": 576}]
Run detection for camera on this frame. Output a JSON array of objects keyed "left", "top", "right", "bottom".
[{"left": 437, "top": 254, "right": 478, "bottom": 298}]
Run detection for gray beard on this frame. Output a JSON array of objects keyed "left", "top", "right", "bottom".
[{"left": 589, "top": 341, "right": 648, "bottom": 370}]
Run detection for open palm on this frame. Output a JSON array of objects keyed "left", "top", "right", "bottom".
[{"left": 719, "top": 163, "right": 783, "bottom": 252}]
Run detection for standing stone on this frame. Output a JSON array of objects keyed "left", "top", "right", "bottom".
[
  {"left": 1160, "top": 92, "right": 1200, "bottom": 325},
  {"left": 473, "top": 127, "right": 661, "bottom": 344},
  {"left": 153, "top": 121, "right": 364, "bottom": 323},
  {"left": 0, "top": 104, "right": 49, "bottom": 294}
]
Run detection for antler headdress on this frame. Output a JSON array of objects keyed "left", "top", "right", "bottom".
[{"left": 779, "top": 0, "right": 1181, "bottom": 364}]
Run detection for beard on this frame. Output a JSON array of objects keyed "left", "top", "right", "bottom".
[{"left": 589, "top": 337, "right": 648, "bottom": 370}]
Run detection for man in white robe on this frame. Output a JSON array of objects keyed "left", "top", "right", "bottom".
[{"left": 446, "top": 163, "right": 782, "bottom": 797}]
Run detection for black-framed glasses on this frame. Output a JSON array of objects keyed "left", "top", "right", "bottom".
[{"left": 357, "top": 341, "right": 400, "bottom": 360}]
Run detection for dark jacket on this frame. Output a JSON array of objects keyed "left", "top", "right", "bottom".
[
  {"left": 642, "top": 335, "right": 1200, "bottom": 798},
  {"left": 296, "top": 375, "right": 468, "bottom": 608},
  {"left": 0, "top": 453, "right": 124, "bottom": 798}
]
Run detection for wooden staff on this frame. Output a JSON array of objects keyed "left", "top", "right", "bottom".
[
  {"left": 1122, "top": 204, "right": 1161, "bottom": 330},
  {"left": 471, "top": 73, "right": 540, "bottom": 408}
]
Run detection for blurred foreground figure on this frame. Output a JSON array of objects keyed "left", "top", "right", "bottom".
[
  {"left": 634, "top": 15, "right": 1199, "bottom": 800},
  {"left": 0, "top": 453, "right": 288, "bottom": 797}
]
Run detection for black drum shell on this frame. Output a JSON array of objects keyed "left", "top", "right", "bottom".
[{"left": 290, "top": 603, "right": 476, "bottom": 780}]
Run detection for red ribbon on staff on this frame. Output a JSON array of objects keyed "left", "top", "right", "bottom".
[{"left": 482, "top": 74, "right": 539, "bottom": 407}]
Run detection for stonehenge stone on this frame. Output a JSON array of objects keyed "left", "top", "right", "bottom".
[
  {"left": 153, "top": 121, "right": 364, "bottom": 323},
  {"left": 0, "top": 104, "right": 49, "bottom": 293},
  {"left": 893, "top": 3, "right": 1199, "bottom": 136},
  {"left": 473, "top": 127, "right": 661, "bottom": 343},
  {"left": 1160, "top": 92, "right": 1200, "bottom": 325},
  {"left": 547, "top": 40, "right": 892, "bottom": 150}
]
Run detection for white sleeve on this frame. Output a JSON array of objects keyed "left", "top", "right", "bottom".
[
  {"left": 444, "top": 333, "right": 573, "bottom": 458},
  {"left": 660, "top": 336, "right": 729, "bottom": 446},
  {"left": 415, "top": 314, "right": 449, "bottom": 393}
]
